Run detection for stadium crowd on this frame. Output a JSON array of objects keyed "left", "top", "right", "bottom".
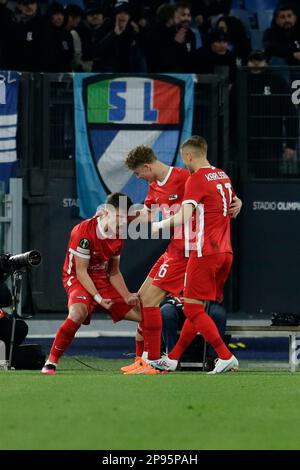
[{"left": 0, "top": 0, "right": 300, "bottom": 74}]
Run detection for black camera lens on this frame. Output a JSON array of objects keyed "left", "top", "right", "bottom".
[
  {"left": 8, "top": 250, "right": 42, "bottom": 271},
  {"left": 0, "top": 250, "right": 42, "bottom": 274},
  {"left": 27, "top": 250, "right": 42, "bottom": 267}
]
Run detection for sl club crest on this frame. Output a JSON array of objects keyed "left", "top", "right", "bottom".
[{"left": 82, "top": 74, "right": 185, "bottom": 197}]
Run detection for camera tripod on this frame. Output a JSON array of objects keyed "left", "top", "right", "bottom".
[{"left": 8, "top": 270, "right": 32, "bottom": 369}]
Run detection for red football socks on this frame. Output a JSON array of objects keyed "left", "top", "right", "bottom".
[
  {"left": 169, "top": 319, "right": 197, "bottom": 360},
  {"left": 142, "top": 306, "right": 162, "bottom": 361},
  {"left": 49, "top": 317, "right": 81, "bottom": 364},
  {"left": 184, "top": 303, "right": 231, "bottom": 360},
  {"left": 135, "top": 322, "right": 144, "bottom": 357},
  {"left": 136, "top": 339, "right": 144, "bottom": 357}
]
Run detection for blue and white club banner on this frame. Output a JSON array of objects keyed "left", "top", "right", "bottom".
[
  {"left": 74, "top": 74, "right": 194, "bottom": 218},
  {"left": 0, "top": 71, "right": 20, "bottom": 192}
]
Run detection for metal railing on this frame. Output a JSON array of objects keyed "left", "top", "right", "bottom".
[
  {"left": 0, "top": 179, "right": 22, "bottom": 256},
  {"left": 236, "top": 66, "right": 300, "bottom": 180}
]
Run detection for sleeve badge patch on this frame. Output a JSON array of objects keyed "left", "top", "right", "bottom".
[{"left": 79, "top": 238, "right": 90, "bottom": 249}]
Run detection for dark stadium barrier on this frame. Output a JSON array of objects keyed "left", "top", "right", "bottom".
[
  {"left": 234, "top": 66, "right": 300, "bottom": 315},
  {"left": 239, "top": 181, "right": 300, "bottom": 313}
]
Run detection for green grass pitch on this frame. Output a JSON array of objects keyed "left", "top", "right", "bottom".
[{"left": 1, "top": 357, "right": 300, "bottom": 450}]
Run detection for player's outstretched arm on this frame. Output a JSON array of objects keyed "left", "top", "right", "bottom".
[
  {"left": 152, "top": 203, "right": 195, "bottom": 234},
  {"left": 128, "top": 204, "right": 158, "bottom": 224}
]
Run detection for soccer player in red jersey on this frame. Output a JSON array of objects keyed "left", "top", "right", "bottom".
[
  {"left": 42, "top": 193, "right": 141, "bottom": 375},
  {"left": 122, "top": 146, "right": 190, "bottom": 374},
  {"left": 122, "top": 145, "right": 241, "bottom": 374},
  {"left": 152, "top": 136, "right": 239, "bottom": 374}
]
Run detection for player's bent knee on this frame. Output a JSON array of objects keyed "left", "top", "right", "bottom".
[
  {"left": 138, "top": 278, "right": 153, "bottom": 300},
  {"left": 140, "top": 285, "right": 166, "bottom": 307},
  {"left": 68, "top": 303, "right": 89, "bottom": 324},
  {"left": 184, "top": 302, "right": 205, "bottom": 323}
]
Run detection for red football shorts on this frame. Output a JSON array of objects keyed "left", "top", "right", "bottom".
[
  {"left": 148, "top": 247, "right": 188, "bottom": 295},
  {"left": 184, "top": 253, "right": 233, "bottom": 302},
  {"left": 65, "top": 278, "right": 132, "bottom": 325}
]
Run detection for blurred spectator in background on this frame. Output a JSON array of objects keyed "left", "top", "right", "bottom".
[
  {"left": 263, "top": 3, "right": 300, "bottom": 66},
  {"left": 92, "top": 1, "right": 146, "bottom": 72},
  {"left": 43, "top": 2, "right": 74, "bottom": 72},
  {"left": 0, "top": 0, "right": 15, "bottom": 69},
  {"left": 189, "top": 0, "right": 232, "bottom": 35},
  {"left": 144, "top": 2, "right": 195, "bottom": 72},
  {"left": 247, "top": 50, "right": 298, "bottom": 177},
  {"left": 173, "top": 2, "right": 196, "bottom": 64},
  {"left": 12, "top": 0, "right": 44, "bottom": 72},
  {"left": 131, "top": 0, "right": 167, "bottom": 25},
  {"left": 216, "top": 15, "right": 251, "bottom": 65},
  {"left": 108, "top": 0, "right": 176, "bottom": 28},
  {"left": 144, "top": 3, "right": 176, "bottom": 72},
  {"left": 77, "top": 3, "right": 111, "bottom": 71},
  {"left": 276, "top": 0, "right": 300, "bottom": 17},
  {"left": 192, "top": 27, "right": 236, "bottom": 85},
  {"left": 64, "top": 4, "right": 84, "bottom": 71},
  {"left": 86, "top": 0, "right": 115, "bottom": 17}
]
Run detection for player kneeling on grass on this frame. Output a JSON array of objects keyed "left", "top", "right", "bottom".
[{"left": 42, "top": 193, "right": 141, "bottom": 375}]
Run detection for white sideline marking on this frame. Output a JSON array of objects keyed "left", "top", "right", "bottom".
[{"left": 28, "top": 331, "right": 135, "bottom": 339}]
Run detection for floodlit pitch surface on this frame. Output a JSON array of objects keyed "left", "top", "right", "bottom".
[{"left": 0, "top": 357, "right": 300, "bottom": 450}]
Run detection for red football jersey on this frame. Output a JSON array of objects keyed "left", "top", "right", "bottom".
[
  {"left": 62, "top": 217, "right": 123, "bottom": 288},
  {"left": 144, "top": 166, "right": 190, "bottom": 252},
  {"left": 182, "top": 167, "right": 234, "bottom": 257}
]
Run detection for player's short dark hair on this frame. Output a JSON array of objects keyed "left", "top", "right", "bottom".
[
  {"left": 105, "top": 192, "right": 133, "bottom": 211},
  {"left": 125, "top": 145, "right": 157, "bottom": 170},
  {"left": 180, "top": 135, "right": 208, "bottom": 155}
]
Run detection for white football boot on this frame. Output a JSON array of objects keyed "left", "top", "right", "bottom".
[
  {"left": 207, "top": 355, "right": 239, "bottom": 374},
  {"left": 150, "top": 354, "right": 178, "bottom": 371}
]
